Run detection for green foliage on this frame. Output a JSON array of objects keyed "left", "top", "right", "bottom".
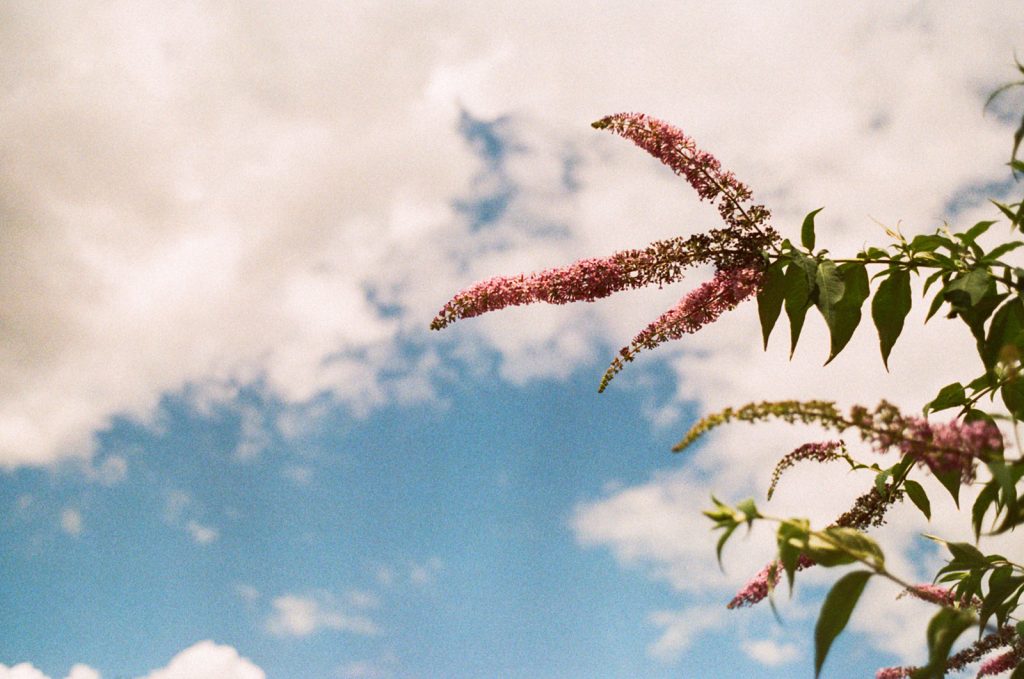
[{"left": 815, "top": 571, "right": 873, "bottom": 678}]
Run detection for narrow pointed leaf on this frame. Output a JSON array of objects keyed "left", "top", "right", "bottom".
[
  {"left": 784, "top": 262, "right": 812, "bottom": 358},
  {"left": 903, "top": 480, "right": 931, "bottom": 520},
  {"left": 822, "top": 263, "right": 869, "bottom": 364},
  {"left": 871, "top": 268, "right": 912, "bottom": 369},
  {"left": 911, "top": 609, "right": 974, "bottom": 679},
  {"left": 802, "top": 207, "right": 824, "bottom": 251},
  {"left": 757, "top": 260, "right": 786, "bottom": 349},
  {"left": 984, "top": 298, "right": 1024, "bottom": 370},
  {"left": 924, "top": 382, "right": 965, "bottom": 415},
  {"left": 815, "top": 570, "right": 872, "bottom": 678}
]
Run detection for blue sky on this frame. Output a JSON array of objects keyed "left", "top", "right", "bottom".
[{"left": 3, "top": 3, "right": 1024, "bottom": 678}]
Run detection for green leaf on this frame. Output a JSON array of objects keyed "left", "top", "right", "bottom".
[
  {"left": 757, "top": 260, "right": 787, "bottom": 350},
  {"left": 822, "top": 263, "right": 869, "bottom": 365},
  {"left": 903, "top": 480, "right": 931, "bottom": 520},
  {"left": 871, "top": 268, "right": 912, "bottom": 369},
  {"left": 992, "top": 199, "right": 1020, "bottom": 224},
  {"left": 935, "top": 469, "right": 962, "bottom": 508},
  {"left": 815, "top": 260, "right": 845, "bottom": 314},
  {"left": 777, "top": 519, "right": 809, "bottom": 592},
  {"left": 814, "top": 571, "right": 872, "bottom": 678},
  {"left": 972, "top": 481, "right": 1000, "bottom": 539},
  {"left": 784, "top": 261, "right": 813, "bottom": 358},
  {"left": 957, "top": 220, "right": 996, "bottom": 244},
  {"left": 1002, "top": 379, "right": 1024, "bottom": 418},
  {"left": 802, "top": 207, "right": 824, "bottom": 251},
  {"left": 983, "top": 240, "right": 1024, "bottom": 263},
  {"left": 922, "top": 270, "right": 945, "bottom": 297},
  {"left": 714, "top": 523, "right": 738, "bottom": 569},
  {"left": 924, "top": 382, "right": 966, "bottom": 415},
  {"left": 911, "top": 609, "right": 974, "bottom": 679},
  {"left": 925, "top": 290, "right": 946, "bottom": 323},
  {"left": 945, "top": 540, "right": 989, "bottom": 569},
  {"left": 984, "top": 298, "right": 1024, "bottom": 370},
  {"left": 943, "top": 269, "right": 992, "bottom": 307}
]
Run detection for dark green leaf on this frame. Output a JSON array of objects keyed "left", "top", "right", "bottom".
[
  {"left": 784, "top": 261, "right": 813, "bottom": 358},
  {"left": 757, "top": 260, "right": 787, "bottom": 350},
  {"left": 1002, "top": 379, "right": 1024, "bottom": 419},
  {"left": 957, "top": 220, "right": 996, "bottom": 244},
  {"left": 814, "top": 571, "right": 872, "bottom": 678},
  {"left": 943, "top": 269, "right": 992, "bottom": 307},
  {"left": 973, "top": 481, "right": 1000, "bottom": 539},
  {"left": 935, "top": 469, "right": 961, "bottom": 508},
  {"left": 984, "top": 298, "right": 1024, "bottom": 370},
  {"left": 983, "top": 240, "right": 1024, "bottom": 263},
  {"left": 802, "top": 207, "right": 824, "bottom": 251},
  {"left": 945, "top": 541, "right": 989, "bottom": 569},
  {"left": 903, "top": 480, "right": 931, "bottom": 521},
  {"left": 924, "top": 382, "right": 966, "bottom": 415},
  {"left": 872, "top": 268, "right": 912, "bottom": 369},
  {"left": 909, "top": 234, "right": 951, "bottom": 253},
  {"left": 821, "top": 263, "right": 869, "bottom": 365},
  {"left": 992, "top": 199, "right": 1021, "bottom": 224},
  {"left": 910, "top": 609, "right": 974, "bottom": 679},
  {"left": 922, "top": 270, "right": 945, "bottom": 297},
  {"left": 925, "top": 290, "right": 946, "bottom": 323}
]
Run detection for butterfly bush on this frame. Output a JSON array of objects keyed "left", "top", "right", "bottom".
[
  {"left": 434, "top": 81, "right": 1024, "bottom": 677},
  {"left": 432, "top": 113, "right": 778, "bottom": 391}
]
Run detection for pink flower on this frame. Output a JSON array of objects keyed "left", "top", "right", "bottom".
[
  {"left": 592, "top": 113, "right": 772, "bottom": 236},
  {"left": 901, "top": 583, "right": 980, "bottom": 609},
  {"left": 727, "top": 553, "right": 815, "bottom": 609},
  {"left": 600, "top": 266, "right": 762, "bottom": 391},
  {"left": 978, "top": 649, "right": 1021, "bottom": 677},
  {"left": 875, "top": 667, "right": 912, "bottom": 679}
]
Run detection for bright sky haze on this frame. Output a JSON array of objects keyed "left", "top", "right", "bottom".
[{"left": 3, "top": 3, "right": 1024, "bottom": 678}]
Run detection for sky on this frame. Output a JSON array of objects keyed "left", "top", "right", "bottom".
[{"left": 3, "top": 2, "right": 1024, "bottom": 678}]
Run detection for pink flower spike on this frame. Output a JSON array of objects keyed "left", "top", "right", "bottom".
[
  {"left": 600, "top": 266, "right": 762, "bottom": 391},
  {"left": 875, "top": 667, "right": 912, "bottom": 679},
  {"left": 977, "top": 649, "right": 1021, "bottom": 677},
  {"left": 593, "top": 113, "right": 772, "bottom": 235}
]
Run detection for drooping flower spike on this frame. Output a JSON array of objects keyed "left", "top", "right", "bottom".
[{"left": 432, "top": 113, "right": 779, "bottom": 389}]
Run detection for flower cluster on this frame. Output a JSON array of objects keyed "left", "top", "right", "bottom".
[
  {"left": 599, "top": 266, "right": 763, "bottom": 391},
  {"left": 592, "top": 113, "right": 773, "bottom": 236},
  {"left": 900, "top": 583, "right": 980, "bottom": 609},
  {"left": 851, "top": 402, "right": 1003, "bottom": 482},
  {"left": 767, "top": 440, "right": 847, "bottom": 500},
  {"left": 432, "top": 113, "right": 778, "bottom": 389},
  {"left": 727, "top": 554, "right": 816, "bottom": 609},
  {"left": 978, "top": 645, "right": 1024, "bottom": 677},
  {"left": 874, "top": 625, "right": 1018, "bottom": 678}
]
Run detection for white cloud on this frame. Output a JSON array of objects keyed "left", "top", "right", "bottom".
[
  {"left": 234, "top": 583, "right": 260, "bottom": 603},
  {"left": 64, "top": 667, "right": 99, "bottom": 679},
  {"left": 0, "top": 642, "right": 262, "bottom": 679},
  {"left": 409, "top": 557, "right": 443, "bottom": 586},
  {"left": 60, "top": 508, "right": 82, "bottom": 537},
  {"left": 742, "top": 639, "right": 800, "bottom": 667},
  {"left": 646, "top": 606, "right": 727, "bottom": 662},
  {"left": 0, "top": 663, "right": 51, "bottom": 679},
  {"left": 3, "top": 2, "right": 1021, "bottom": 470},
  {"left": 138, "top": 640, "right": 264, "bottom": 679},
  {"left": 265, "top": 594, "right": 380, "bottom": 638},
  {"left": 185, "top": 520, "right": 218, "bottom": 545}
]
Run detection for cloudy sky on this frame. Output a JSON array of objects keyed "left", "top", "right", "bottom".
[{"left": 3, "top": 2, "right": 1024, "bottom": 678}]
